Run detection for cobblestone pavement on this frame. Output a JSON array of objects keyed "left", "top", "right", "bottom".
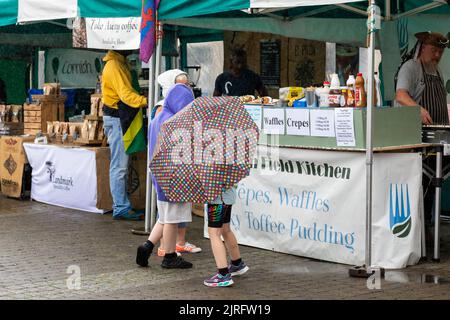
[{"left": 1, "top": 194, "right": 450, "bottom": 300}]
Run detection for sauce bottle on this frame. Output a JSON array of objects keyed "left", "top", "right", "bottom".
[
  {"left": 355, "top": 73, "right": 367, "bottom": 107},
  {"left": 328, "top": 76, "right": 342, "bottom": 108},
  {"left": 346, "top": 75, "right": 356, "bottom": 107}
]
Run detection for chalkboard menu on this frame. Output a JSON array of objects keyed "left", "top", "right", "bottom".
[{"left": 260, "top": 40, "right": 281, "bottom": 87}]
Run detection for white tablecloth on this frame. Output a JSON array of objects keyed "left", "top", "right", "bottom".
[{"left": 23, "top": 143, "right": 107, "bottom": 213}]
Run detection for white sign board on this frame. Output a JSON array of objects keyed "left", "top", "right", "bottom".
[
  {"left": 23, "top": 143, "right": 105, "bottom": 213},
  {"left": 334, "top": 108, "right": 356, "bottom": 147},
  {"left": 285, "top": 108, "right": 310, "bottom": 136},
  {"left": 207, "top": 146, "right": 422, "bottom": 268},
  {"left": 310, "top": 109, "right": 335, "bottom": 137},
  {"left": 85, "top": 18, "right": 141, "bottom": 50},
  {"left": 18, "top": 0, "right": 77, "bottom": 23},
  {"left": 244, "top": 105, "right": 263, "bottom": 130},
  {"left": 263, "top": 108, "right": 285, "bottom": 135}
]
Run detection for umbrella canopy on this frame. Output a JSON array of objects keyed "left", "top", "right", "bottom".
[{"left": 150, "top": 96, "right": 259, "bottom": 203}]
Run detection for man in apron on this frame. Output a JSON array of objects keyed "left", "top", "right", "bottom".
[
  {"left": 396, "top": 31, "right": 449, "bottom": 125},
  {"left": 395, "top": 31, "right": 449, "bottom": 240}
]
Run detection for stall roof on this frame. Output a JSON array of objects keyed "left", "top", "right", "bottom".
[
  {"left": 0, "top": 0, "right": 141, "bottom": 27},
  {"left": 2, "top": 1, "right": 447, "bottom": 28},
  {"left": 159, "top": 0, "right": 450, "bottom": 20}
]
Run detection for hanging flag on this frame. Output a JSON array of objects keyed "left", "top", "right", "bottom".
[
  {"left": 119, "top": 103, "right": 147, "bottom": 155},
  {"left": 119, "top": 69, "right": 147, "bottom": 155},
  {"left": 140, "top": 0, "right": 160, "bottom": 63}
]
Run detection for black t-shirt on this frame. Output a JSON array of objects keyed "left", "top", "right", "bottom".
[{"left": 214, "top": 69, "right": 264, "bottom": 96}]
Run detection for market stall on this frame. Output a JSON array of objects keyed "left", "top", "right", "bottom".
[
  {"left": 218, "top": 103, "right": 424, "bottom": 268},
  {"left": 156, "top": 0, "right": 450, "bottom": 268},
  {"left": 0, "top": 0, "right": 146, "bottom": 213}
]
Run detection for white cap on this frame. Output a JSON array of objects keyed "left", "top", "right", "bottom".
[{"left": 157, "top": 69, "right": 188, "bottom": 98}]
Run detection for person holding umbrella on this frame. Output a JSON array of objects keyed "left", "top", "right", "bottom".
[
  {"left": 147, "top": 95, "right": 258, "bottom": 286},
  {"left": 154, "top": 69, "right": 203, "bottom": 257},
  {"left": 136, "top": 83, "right": 195, "bottom": 269}
]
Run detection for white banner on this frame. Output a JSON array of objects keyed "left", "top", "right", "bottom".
[
  {"left": 85, "top": 18, "right": 141, "bottom": 50},
  {"left": 18, "top": 0, "right": 78, "bottom": 23},
  {"left": 208, "top": 146, "right": 422, "bottom": 269},
  {"left": 250, "top": 0, "right": 364, "bottom": 8},
  {"left": 23, "top": 143, "right": 104, "bottom": 213}
]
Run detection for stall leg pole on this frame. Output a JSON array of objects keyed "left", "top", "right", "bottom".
[
  {"left": 150, "top": 22, "right": 163, "bottom": 230},
  {"left": 433, "top": 147, "right": 442, "bottom": 262},
  {"left": 132, "top": 33, "right": 157, "bottom": 236},
  {"left": 349, "top": 0, "right": 381, "bottom": 278},
  {"left": 420, "top": 185, "right": 427, "bottom": 258},
  {"left": 364, "top": 21, "right": 375, "bottom": 272}
]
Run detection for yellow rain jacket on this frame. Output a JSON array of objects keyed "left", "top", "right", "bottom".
[{"left": 101, "top": 51, "right": 147, "bottom": 109}]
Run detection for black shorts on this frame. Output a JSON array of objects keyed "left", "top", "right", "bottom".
[{"left": 207, "top": 204, "right": 232, "bottom": 228}]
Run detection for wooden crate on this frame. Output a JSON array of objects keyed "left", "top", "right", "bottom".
[
  {"left": 31, "top": 94, "right": 66, "bottom": 120},
  {"left": 24, "top": 95, "right": 66, "bottom": 135}
]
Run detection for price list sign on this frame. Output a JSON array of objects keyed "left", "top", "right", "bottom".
[{"left": 260, "top": 40, "right": 281, "bottom": 87}]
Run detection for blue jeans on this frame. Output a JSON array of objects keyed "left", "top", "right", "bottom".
[{"left": 103, "top": 116, "right": 132, "bottom": 217}]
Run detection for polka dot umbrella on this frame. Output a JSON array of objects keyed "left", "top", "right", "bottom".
[{"left": 150, "top": 96, "right": 259, "bottom": 203}]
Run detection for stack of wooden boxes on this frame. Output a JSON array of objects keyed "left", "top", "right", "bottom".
[{"left": 24, "top": 95, "right": 66, "bottom": 135}]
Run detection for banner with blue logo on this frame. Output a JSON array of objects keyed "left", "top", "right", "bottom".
[{"left": 206, "top": 146, "right": 422, "bottom": 269}]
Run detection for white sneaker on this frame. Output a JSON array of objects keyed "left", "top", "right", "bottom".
[{"left": 176, "top": 242, "right": 202, "bottom": 253}]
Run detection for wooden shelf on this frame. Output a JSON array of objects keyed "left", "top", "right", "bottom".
[
  {"left": 73, "top": 138, "right": 104, "bottom": 146},
  {"left": 84, "top": 115, "right": 103, "bottom": 121}
]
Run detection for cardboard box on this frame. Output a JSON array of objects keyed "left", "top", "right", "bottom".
[
  {"left": 91, "top": 147, "right": 113, "bottom": 211},
  {"left": 0, "top": 135, "right": 34, "bottom": 198},
  {"left": 86, "top": 148, "right": 146, "bottom": 212},
  {"left": 128, "top": 151, "right": 147, "bottom": 210}
]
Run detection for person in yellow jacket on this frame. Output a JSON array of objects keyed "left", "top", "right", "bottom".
[{"left": 102, "top": 50, "right": 147, "bottom": 220}]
